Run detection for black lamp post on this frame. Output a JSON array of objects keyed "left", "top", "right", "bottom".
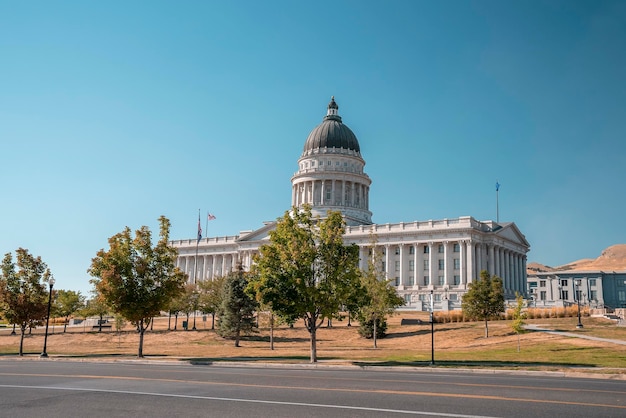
[
  {"left": 192, "top": 290, "right": 198, "bottom": 330},
  {"left": 575, "top": 279, "right": 583, "bottom": 329},
  {"left": 430, "top": 289, "right": 435, "bottom": 366},
  {"left": 41, "top": 277, "right": 55, "bottom": 358}
]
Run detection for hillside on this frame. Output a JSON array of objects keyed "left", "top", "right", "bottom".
[{"left": 528, "top": 244, "right": 626, "bottom": 273}]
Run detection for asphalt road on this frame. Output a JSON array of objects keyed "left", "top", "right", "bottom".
[{"left": 0, "top": 359, "right": 625, "bottom": 417}]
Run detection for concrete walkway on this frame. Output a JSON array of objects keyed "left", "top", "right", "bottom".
[{"left": 524, "top": 324, "right": 626, "bottom": 346}]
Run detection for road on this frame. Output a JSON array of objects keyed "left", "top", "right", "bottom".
[{"left": 0, "top": 359, "right": 625, "bottom": 417}]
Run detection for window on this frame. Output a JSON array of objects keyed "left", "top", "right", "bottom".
[
  {"left": 561, "top": 279, "right": 568, "bottom": 287},
  {"left": 540, "top": 291, "right": 546, "bottom": 301},
  {"left": 424, "top": 276, "right": 429, "bottom": 285},
  {"left": 589, "top": 279, "right": 596, "bottom": 287},
  {"left": 438, "top": 259, "right": 444, "bottom": 270},
  {"left": 409, "top": 260, "right": 414, "bottom": 271},
  {"left": 395, "top": 247, "right": 400, "bottom": 255},
  {"left": 423, "top": 260, "right": 429, "bottom": 270},
  {"left": 540, "top": 280, "right": 546, "bottom": 287},
  {"left": 453, "top": 275, "right": 460, "bottom": 285},
  {"left": 437, "top": 276, "right": 444, "bottom": 285},
  {"left": 336, "top": 161, "right": 340, "bottom": 166},
  {"left": 561, "top": 290, "right": 569, "bottom": 300},
  {"left": 395, "top": 261, "right": 400, "bottom": 272},
  {"left": 326, "top": 189, "right": 331, "bottom": 200},
  {"left": 424, "top": 246, "right": 429, "bottom": 254},
  {"left": 590, "top": 290, "right": 597, "bottom": 301},
  {"left": 438, "top": 244, "right": 444, "bottom": 253},
  {"left": 395, "top": 277, "right": 400, "bottom": 286},
  {"left": 454, "top": 258, "right": 460, "bottom": 269},
  {"left": 619, "top": 291, "right": 626, "bottom": 302},
  {"left": 327, "top": 160, "right": 331, "bottom": 165},
  {"left": 404, "top": 294, "right": 411, "bottom": 303},
  {"left": 409, "top": 275, "right": 414, "bottom": 285},
  {"left": 419, "top": 294, "right": 426, "bottom": 301},
  {"left": 311, "top": 161, "right": 315, "bottom": 167},
  {"left": 434, "top": 294, "right": 441, "bottom": 302},
  {"left": 409, "top": 246, "right": 415, "bottom": 255},
  {"left": 453, "top": 243, "right": 460, "bottom": 252},
  {"left": 381, "top": 261, "right": 386, "bottom": 271},
  {"left": 450, "top": 294, "right": 458, "bottom": 301}
]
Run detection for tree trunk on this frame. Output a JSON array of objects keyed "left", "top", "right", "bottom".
[
  {"left": 308, "top": 317, "right": 318, "bottom": 363},
  {"left": 138, "top": 318, "right": 145, "bottom": 358},
  {"left": 211, "top": 313, "right": 215, "bottom": 330},
  {"left": 373, "top": 317, "right": 378, "bottom": 349},
  {"left": 98, "top": 314, "right": 103, "bottom": 333},
  {"left": 235, "top": 324, "right": 241, "bottom": 347},
  {"left": 484, "top": 318, "right": 489, "bottom": 338},
  {"left": 270, "top": 312, "right": 274, "bottom": 351},
  {"left": 19, "top": 326, "right": 26, "bottom": 356},
  {"left": 168, "top": 312, "right": 171, "bottom": 330},
  {"left": 63, "top": 316, "right": 68, "bottom": 333},
  {"left": 174, "top": 313, "right": 178, "bottom": 330}
]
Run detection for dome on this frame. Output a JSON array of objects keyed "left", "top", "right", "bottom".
[{"left": 303, "top": 97, "right": 360, "bottom": 154}]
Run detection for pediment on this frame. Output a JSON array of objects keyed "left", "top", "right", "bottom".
[
  {"left": 236, "top": 221, "right": 277, "bottom": 242},
  {"left": 494, "top": 222, "right": 530, "bottom": 249}
]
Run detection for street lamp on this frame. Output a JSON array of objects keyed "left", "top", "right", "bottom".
[
  {"left": 41, "top": 276, "right": 55, "bottom": 358},
  {"left": 192, "top": 289, "right": 198, "bottom": 330},
  {"left": 575, "top": 279, "right": 583, "bottom": 329},
  {"left": 430, "top": 289, "right": 435, "bottom": 366}
]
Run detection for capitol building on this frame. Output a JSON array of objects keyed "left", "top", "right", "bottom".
[{"left": 171, "top": 98, "right": 531, "bottom": 311}]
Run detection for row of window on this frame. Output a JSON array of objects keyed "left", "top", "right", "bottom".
[
  {"left": 532, "top": 279, "right": 598, "bottom": 288},
  {"left": 393, "top": 275, "right": 462, "bottom": 287},
  {"left": 382, "top": 243, "right": 462, "bottom": 255},
  {"left": 300, "top": 160, "right": 363, "bottom": 171},
  {"left": 385, "top": 259, "right": 461, "bottom": 272}
]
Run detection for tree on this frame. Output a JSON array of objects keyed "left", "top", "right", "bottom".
[
  {"left": 88, "top": 216, "right": 186, "bottom": 357},
  {"left": 53, "top": 289, "right": 85, "bottom": 332},
  {"left": 81, "top": 295, "right": 110, "bottom": 332},
  {"left": 356, "top": 239, "right": 404, "bottom": 348},
  {"left": 250, "top": 206, "right": 363, "bottom": 363},
  {"left": 511, "top": 292, "right": 527, "bottom": 352},
  {"left": 461, "top": 270, "right": 505, "bottom": 338},
  {"left": 197, "top": 275, "right": 226, "bottom": 330},
  {"left": 0, "top": 248, "right": 52, "bottom": 356},
  {"left": 217, "top": 265, "right": 258, "bottom": 347}
]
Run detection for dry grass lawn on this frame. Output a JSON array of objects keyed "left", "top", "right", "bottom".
[{"left": 2, "top": 312, "right": 625, "bottom": 373}]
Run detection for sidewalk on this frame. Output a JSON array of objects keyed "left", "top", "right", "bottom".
[{"left": 524, "top": 324, "right": 626, "bottom": 346}]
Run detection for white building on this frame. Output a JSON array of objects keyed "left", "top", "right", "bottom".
[{"left": 171, "top": 97, "right": 531, "bottom": 310}]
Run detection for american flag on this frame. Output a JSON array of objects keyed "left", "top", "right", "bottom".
[{"left": 208, "top": 213, "right": 216, "bottom": 221}]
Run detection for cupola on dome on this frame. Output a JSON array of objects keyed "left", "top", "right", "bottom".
[{"left": 303, "top": 97, "right": 360, "bottom": 154}]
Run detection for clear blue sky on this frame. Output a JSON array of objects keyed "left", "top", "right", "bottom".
[{"left": 2, "top": 1, "right": 625, "bottom": 296}]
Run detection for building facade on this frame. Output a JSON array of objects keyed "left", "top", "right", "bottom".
[
  {"left": 527, "top": 271, "right": 626, "bottom": 310},
  {"left": 171, "top": 98, "right": 531, "bottom": 310}
]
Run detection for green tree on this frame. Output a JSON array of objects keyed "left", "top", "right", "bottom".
[
  {"left": 81, "top": 295, "right": 110, "bottom": 332},
  {"left": 250, "top": 206, "right": 363, "bottom": 363},
  {"left": 217, "top": 265, "right": 258, "bottom": 346},
  {"left": 0, "top": 248, "right": 52, "bottom": 356},
  {"left": 511, "top": 292, "right": 527, "bottom": 352},
  {"left": 53, "top": 289, "right": 85, "bottom": 332},
  {"left": 461, "top": 270, "right": 505, "bottom": 338},
  {"left": 197, "top": 275, "right": 226, "bottom": 330},
  {"left": 88, "top": 216, "right": 186, "bottom": 357},
  {"left": 357, "top": 240, "right": 404, "bottom": 348}
]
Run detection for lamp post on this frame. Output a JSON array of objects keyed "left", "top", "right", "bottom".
[
  {"left": 430, "top": 289, "right": 435, "bottom": 366},
  {"left": 575, "top": 279, "right": 583, "bottom": 329},
  {"left": 192, "top": 289, "right": 198, "bottom": 330},
  {"left": 41, "top": 276, "right": 55, "bottom": 358}
]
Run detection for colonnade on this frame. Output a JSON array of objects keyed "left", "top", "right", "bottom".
[
  {"left": 356, "top": 240, "right": 526, "bottom": 297},
  {"left": 292, "top": 178, "right": 369, "bottom": 209}
]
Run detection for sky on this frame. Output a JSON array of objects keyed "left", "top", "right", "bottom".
[{"left": 1, "top": 1, "right": 625, "bottom": 296}]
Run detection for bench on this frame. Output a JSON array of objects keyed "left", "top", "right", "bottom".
[
  {"left": 400, "top": 318, "right": 423, "bottom": 325},
  {"left": 92, "top": 324, "right": 112, "bottom": 329}
]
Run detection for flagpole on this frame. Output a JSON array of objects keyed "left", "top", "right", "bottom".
[
  {"left": 194, "top": 208, "right": 201, "bottom": 284},
  {"left": 495, "top": 181, "right": 500, "bottom": 223},
  {"left": 206, "top": 211, "right": 209, "bottom": 242}
]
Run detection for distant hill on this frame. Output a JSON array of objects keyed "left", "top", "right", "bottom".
[{"left": 528, "top": 244, "right": 626, "bottom": 273}]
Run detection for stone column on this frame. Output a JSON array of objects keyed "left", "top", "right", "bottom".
[
  {"left": 460, "top": 240, "right": 466, "bottom": 286},
  {"left": 428, "top": 242, "right": 434, "bottom": 287},
  {"left": 443, "top": 241, "right": 449, "bottom": 286},
  {"left": 385, "top": 244, "right": 391, "bottom": 281},
  {"left": 399, "top": 244, "right": 406, "bottom": 287},
  {"left": 414, "top": 242, "right": 420, "bottom": 288},
  {"left": 467, "top": 240, "right": 474, "bottom": 283}
]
